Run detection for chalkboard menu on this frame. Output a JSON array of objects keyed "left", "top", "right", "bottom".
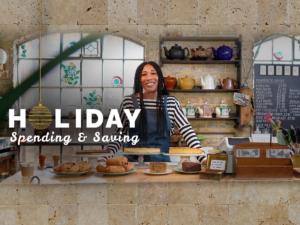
[{"left": 254, "top": 64, "right": 300, "bottom": 129}]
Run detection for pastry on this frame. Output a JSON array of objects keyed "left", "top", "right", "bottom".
[
  {"left": 77, "top": 161, "right": 93, "bottom": 172},
  {"left": 124, "top": 148, "right": 160, "bottom": 154},
  {"left": 182, "top": 162, "right": 201, "bottom": 171},
  {"left": 53, "top": 166, "right": 61, "bottom": 172},
  {"left": 107, "top": 166, "right": 125, "bottom": 173},
  {"left": 169, "top": 148, "right": 203, "bottom": 154},
  {"left": 59, "top": 162, "right": 79, "bottom": 173},
  {"left": 106, "top": 157, "right": 128, "bottom": 166},
  {"left": 149, "top": 162, "right": 167, "bottom": 173},
  {"left": 96, "top": 164, "right": 108, "bottom": 173},
  {"left": 75, "top": 150, "right": 112, "bottom": 155},
  {"left": 123, "top": 162, "right": 134, "bottom": 172}
]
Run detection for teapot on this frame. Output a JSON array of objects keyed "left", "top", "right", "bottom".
[
  {"left": 164, "top": 76, "right": 177, "bottom": 89},
  {"left": 197, "top": 102, "right": 214, "bottom": 118},
  {"left": 200, "top": 74, "right": 217, "bottom": 89},
  {"left": 212, "top": 45, "right": 239, "bottom": 60},
  {"left": 190, "top": 46, "right": 213, "bottom": 60},
  {"left": 163, "top": 44, "right": 189, "bottom": 60},
  {"left": 219, "top": 77, "right": 238, "bottom": 89},
  {"left": 215, "top": 101, "right": 230, "bottom": 118},
  {"left": 179, "top": 75, "right": 195, "bottom": 89}
]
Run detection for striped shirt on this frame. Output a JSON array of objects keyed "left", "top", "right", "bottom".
[{"left": 106, "top": 95, "right": 206, "bottom": 163}]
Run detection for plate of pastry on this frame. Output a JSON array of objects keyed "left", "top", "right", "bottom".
[
  {"left": 49, "top": 161, "right": 93, "bottom": 176},
  {"left": 143, "top": 162, "right": 172, "bottom": 175},
  {"left": 95, "top": 157, "right": 137, "bottom": 176},
  {"left": 174, "top": 162, "right": 201, "bottom": 174}
]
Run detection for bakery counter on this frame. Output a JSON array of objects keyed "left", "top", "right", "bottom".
[{"left": 1, "top": 167, "right": 300, "bottom": 224}]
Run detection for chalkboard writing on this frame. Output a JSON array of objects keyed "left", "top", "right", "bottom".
[{"left": 254, "top": 64, "right": 300, "bottom": 129}]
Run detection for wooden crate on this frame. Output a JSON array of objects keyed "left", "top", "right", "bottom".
[{"left": 233, "top": 143, "right": 293, "bottom": 179}]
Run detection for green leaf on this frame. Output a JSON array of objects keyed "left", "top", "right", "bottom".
[
  {"left": 23, "top": 50, "right": 27, "bottom": 53},
  {"left": 94, "top": 98, "right": 97, "bottom": 101},
  {"left": 83, "top": 97, "right": 87, "bottom": 100},
  {"left": 64, "top": 70, "right": 68, "bottom": 73},
  {"left": 87, "top": 102, "right": 91, "bottom": 105},
  {"left": 61, "top": 65, "right": 65, "bottom": 69},
  {"left": 97, "top": 103, "right": 100, "bottom": 105},
  {"left": 70, "top": 77, "right": 74, "bottom": 81},
  {"left": 89, "top": 98, "right": 93, "bottom": 101},
  {"left": 68, "top": 82, "right": 72, "bottom": 85},
  {"left": 75, "top": 76, "right": 79, "bottom": 79},
  {"left": 21, "top": 45, "right": 24, "bottom": 49},
  {"left": 64, "top": 74, "right": 68, "bottom": 78},
  {"left": 68, "top": 67, "right": 70, "bottom": 71},
  {"left": 74, "top": 81, "right": 77, "bottom": 85},
  {"left": 76, "top": 71, "right": 80, "bottom": 74},
  {"left": 21, "top": 54, "right": 26, "bottom": 58},
  {"left": 72, "top": 66, "right": 76, "bottom": 70},
  {"left": 89, "top": 93, "right": 93, "bottom": 97}
]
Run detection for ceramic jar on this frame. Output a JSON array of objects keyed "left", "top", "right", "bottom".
[{"left": 164, "top": 76, "right": 177, "bottom": 89}]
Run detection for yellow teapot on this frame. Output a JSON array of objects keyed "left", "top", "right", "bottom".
[{"left": 179, "top": 75, "right": 195, "bottom": 89}]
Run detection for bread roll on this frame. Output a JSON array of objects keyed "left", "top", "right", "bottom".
[
  {"left": 59, "top": 162, "right": 79, "bottom": 173},
  {"left": 124, "top": 162, "right": 134, "bottom": 172},
  {"left": 96, "top": 164, "right": 108, "bottom": 173},
  {"left": 106, "top": 157, "right": 128, "bottom": 166},
  {"left": 77, "top": 161, "right": 93, "bottom": 172},
  {"left": 53, "top": 166, "right": 61, "bottom": 172},
  {"left": 107, "top": 166, "right": 125, "bottom": 173}
]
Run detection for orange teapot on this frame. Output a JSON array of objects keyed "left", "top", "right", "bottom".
[
  {"left": 164, "top": 76, "right": 177, "bottom": 89},
  {"left": 219, "top": 77, "right": 238, "bottom": 89}
]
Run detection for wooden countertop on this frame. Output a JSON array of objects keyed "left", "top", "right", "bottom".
[{"left": 1, "top": 165, "right": 300, "bottom": 185}]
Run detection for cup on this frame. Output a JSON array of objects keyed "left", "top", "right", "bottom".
[{"left": 20, "top": 162, "right": 34, "bottom": 178}]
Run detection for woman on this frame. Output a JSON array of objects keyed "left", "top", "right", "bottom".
[{"left": 105, "top": 61, "right": 206, "bottom": 163}]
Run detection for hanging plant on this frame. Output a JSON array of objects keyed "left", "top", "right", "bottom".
[
  {"left": 83, "top": 90, "right": 102, "bottom": 108},
  {"left": 21, "top": 45, "right": 26, "bottom": 58},
  {"left": 61, "top": 62, "right": 80, "bottom": 85}
]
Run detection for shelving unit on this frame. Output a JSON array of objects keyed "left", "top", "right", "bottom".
[{"left": 159, "top": 35, "right": 243, "bottom": 127}]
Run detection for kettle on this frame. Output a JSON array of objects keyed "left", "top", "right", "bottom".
[
  {"left": 200, "top": 74, "right": 217, "bottom": 89},
  {"left": 212, "top": 45, "right": 239, "bottom": 60},
  {"left": 163, "top": 44, "right": 189, "bottom": 60},
  {"left": 219, "top": 77, "right": 238, "bottom": 89}
]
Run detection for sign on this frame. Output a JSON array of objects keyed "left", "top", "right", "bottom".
[{"left": 210, "top": 160, "right": 226, "bottom": 170}]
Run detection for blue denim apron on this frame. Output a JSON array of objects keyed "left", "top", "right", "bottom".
[{"left": 125, "top": 94, "right": 171, "bottom": 162}]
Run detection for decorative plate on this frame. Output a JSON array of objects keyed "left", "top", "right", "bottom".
[
  {"left": 95, "top": 167, "right": 137, "bottom": 176},
  {"left": 143, "top": 169, "right": 172, "bottom": 175},
  {"left": 173, "top": 167, "right": 200, "bottom": 174},
  {"left": 49, "top": 168, "right": 94, "bottom": 176}
]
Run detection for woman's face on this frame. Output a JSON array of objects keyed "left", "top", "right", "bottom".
[{"left": 141, "top": 64, "right": 159, "bottom": 93}]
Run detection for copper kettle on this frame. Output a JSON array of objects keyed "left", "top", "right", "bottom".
[{"left": 219, "top": 77, "right": 238, "bottom": 89}]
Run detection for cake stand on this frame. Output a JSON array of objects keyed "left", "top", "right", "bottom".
[
  {"left": 71, "top": 154, "right": 113, "bottom": 167},
  {"left": 119, "top": 153, "right": 163, "bottom": 169},
  {"left": 163, "top": 153, "right": 204, "bottom": 167}
]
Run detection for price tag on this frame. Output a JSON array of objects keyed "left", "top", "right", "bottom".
[{"left": 210, "top": 160, "right": 226, "bottom": 170}]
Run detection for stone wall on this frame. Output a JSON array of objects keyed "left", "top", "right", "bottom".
[
  {"left": 1, "top": 181, "right": 300, "bottom": 224},
  {"left": 0, "top": 0, "right": 299, "bottom": 146}
]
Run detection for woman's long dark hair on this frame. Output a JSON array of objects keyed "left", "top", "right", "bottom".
[{"left": 133, "top": 61, "right": 169, "bottom": 145}]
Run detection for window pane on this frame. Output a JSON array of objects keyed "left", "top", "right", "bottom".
[
  {"left": 41, "top": 60, "right": 60, "bottom": 86},
  {"left": 61, "top": 60, "right": 80, "bottom": 87},
  {"left": 124, "top": 88, "right": 134, "bottom": 96},
  {"left": 294, "top": 35, "right": 300, "bottom": 60},
  {"left": 61, "top": 89, "right": 81, "bottom": 115},
  {"left": 19, "top": 39, "right": 39, "bottom": 58},
  {"left": 82, "top": 88, "right": 103, "bottom": 108},
  {"left": 63, "top": 33, "right": 81, "bottom": 57},
  {"left": 41, "top": 33, "right": 60, "bottom": 58},
  {"left": 19, "top": 60, "right": 39, "bottom": 85},
  {"left": 41, "top": 88, "right": 60, "bottom": 114},
  {"left": 103, "top": 88, "right": 123, "bottom": 116},
  {"left": 20, "top": 88, "right": 39, "bottom": 109},
  {"left": 273, "top": 37, "right": 292, "bottom": 61},
  {"left": 83, "top": 33, "right": 101, "bottom": 56},
  {"left": 124, "top": 60, "right": 143, "bottom": 87},
  {"left": 82, "top": 60, "right": 102, "bottom": 86},
  {"left": 103, "top": 60, "right": 123, "bottom": 87},
  {"left": 103, "top": 35, "right": 123, "bottom": 59},
  {"left": 254, "top": 40, "right": 272, "bottom": 60},
  {"left": 124, "top": 40, "right": 144, "bottom": 59}
]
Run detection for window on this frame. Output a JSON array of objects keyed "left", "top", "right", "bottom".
[{"left": 18, "top": 33, "right": 144, "bottom": 115}]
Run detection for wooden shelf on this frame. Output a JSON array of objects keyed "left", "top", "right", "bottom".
[
  {"left": 161, "top": 36, "right": 241, "bottom": 42},
  {"left": 188, "top": 116, "right": 239, "bottom": 121},
  {"left": 162, "top": 58, "right": 240, "bottom": 65},
  {"left": 168, "top": 86, "right": 240, "bottom": 92}
]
